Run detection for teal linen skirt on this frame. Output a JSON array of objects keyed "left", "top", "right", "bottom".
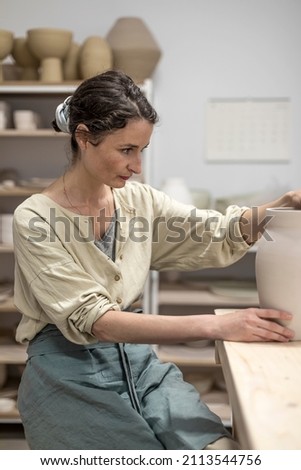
[{"left": 18, "top": 325, "right": 230, "bottom": 450}]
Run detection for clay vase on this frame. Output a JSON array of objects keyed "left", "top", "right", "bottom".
[
  {"left": 255, "top": 208, "right": 301, "bottom": 340},
  {"left": 106, "top": 17, "right": 162, "bottom": 82},
  {"left": 12, "top": 37, "right": 39, "bottom": 80},
  {"left": 63, "top": 41, "right": 81, "bottom": 81},
  {"left": 27, "top": 28, "right": 73, "bottom": 82},
  {"left": 79, "top": 36, "right": 112, "bottom": 80},
  {"left": 0, "top": 30, "right": 14, "bottom": 82}
]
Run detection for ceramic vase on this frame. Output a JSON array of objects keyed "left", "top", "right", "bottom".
[
  {"left": 27, "top": 28, "right": 73, "bottom": 82},
  {"left": 106, "top": 17, "right": 162, "bottom": 82},
  {"left": 0, "top": 30, "right": 14, "bottom": 82},
  {"left": 12, "top": 37, "right": 39, "bottom": 80},
  {"left": 255, "top": 208, "right": 301, "bottom": 340},
  {"left": 79, "top": 36, "right": 112, "bottom": 80},
  {"left": 63, "top": 42, "right": 81, "bottom": 80}
]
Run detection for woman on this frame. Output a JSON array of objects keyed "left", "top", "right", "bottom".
[{"left": 13, "top": 70, "right": 296, "bottom": 450}]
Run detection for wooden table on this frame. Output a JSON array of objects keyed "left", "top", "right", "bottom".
[{"left": 215, "top": 309, "right": 301, "bottom": 450}]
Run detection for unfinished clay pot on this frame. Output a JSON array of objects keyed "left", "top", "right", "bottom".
[{"left": 256, "top": 208, "right": 301, "bottom": 340}]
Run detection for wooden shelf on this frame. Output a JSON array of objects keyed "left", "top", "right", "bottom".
[
  {"left": 0, "top": 244, "right": 14, "bottom": 253},
  {"left": 158, "top": 283, "right": 259, "bottom": 308},
  {"left": 157, "top": 344, "right": 217, "bottom": 367},
  {"left": 0, "top": 344, "right": 27, "bottom": 364},
  {"left": 0, "top": 82, "right": 80, "bottom": 94},
  {"left": 159, "top": 287, "right": 259, "bottom": 307},
  {"left": 0, "top": 410, "right": 21, "bottom": 424},
  {"left": 0, "top": 80, "right": 148, "bottom": 95},
  {"left": 0, "top": 297, "right": 17, "bottom": 313},
  {"left": 0, "top": 129, "right": 67, "bottom": 137},
  {"left": 0, "top": 186, "right": 40, "bottom": 197}
]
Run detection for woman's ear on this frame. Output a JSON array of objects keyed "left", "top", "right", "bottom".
[{"left": 75, "top": 124, "right": 90, "bottom": 149}]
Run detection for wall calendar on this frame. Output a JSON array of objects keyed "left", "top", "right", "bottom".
[{"left": 205, "top": 97, "right": 291, "bottom": 162}]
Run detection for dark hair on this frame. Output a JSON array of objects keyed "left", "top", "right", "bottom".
[{"left": 52, "top": 70, "right": 158, "bottom": 160}]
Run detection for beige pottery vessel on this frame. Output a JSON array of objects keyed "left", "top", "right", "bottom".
[
  {"left": 106, "top": 17, "right": 161, "bottom": 83},
  {"left": 256, "top": 208, "right": 301, "bottom": 340},
  {"left": 0, "top": 30, "right": 14, "bottom": 81},
  {"left": 79, "top": 36, "right": 112, "bottom": 80},
  {"left": 12, "top": 37, "right": 39, "bottom": 80},
  {"left": 63, "top": 42, "right": 81, "bottom": 80},
  {"left": 27, "top": 28, "right": 73, "bottom": 82}
]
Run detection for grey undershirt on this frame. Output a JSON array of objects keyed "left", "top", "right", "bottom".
[{"left": 94, "top": 211, "right": 117, "bottom": 261}]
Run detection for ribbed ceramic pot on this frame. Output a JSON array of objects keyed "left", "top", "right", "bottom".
[
  {"left": 79, "top": 36, "right": 112, "bottom": 80},
  {"left": 255, "top": 208, "right": 301, "bottom": 340}
]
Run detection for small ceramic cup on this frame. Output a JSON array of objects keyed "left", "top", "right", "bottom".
[
  {"left": 13, "top": 109, "right": 39, "bottom": 130},
  {"left": 0, "top": 101, "right": 11, "bottom": 129}
]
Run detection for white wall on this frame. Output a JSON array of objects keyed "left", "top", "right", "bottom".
[{"left": 2, "top": 0, "right": 301, "bottom": 202}]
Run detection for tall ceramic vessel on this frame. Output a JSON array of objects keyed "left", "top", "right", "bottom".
[
  {"left": 12, "top": 37, "right": 39, "bottom": 80},
  {"left": 27, "top": 28, "right": 72, "bottom": 82},
  {"left": 106, "top": 17, "right": 161, "bottom": 82},
  {"left": 0, "top": 30, "right": 14, "bottom": 82},
  {"left": 79, "top": 36, "right": 112, "bottom": 80},
  {"left": 255, "top": 208, "right": 301, "bottom": 340}
]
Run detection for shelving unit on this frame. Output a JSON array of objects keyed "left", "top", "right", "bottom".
[
  {"left": 0, "top": 79, "right": 154, "bottom": 427},
  {"left": 0, "top": 82, "right": 80, "bottom": 426}
]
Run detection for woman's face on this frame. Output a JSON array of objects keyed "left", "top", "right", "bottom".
[{"left": 77, "top": 119, "right": 153, "bottom": 188}]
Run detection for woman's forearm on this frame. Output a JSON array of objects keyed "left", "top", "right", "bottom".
[
  {"left": 91, "top": 307, "right": 294, "bottom": 344},
  {"left": 92, "top": 309, "right": 219, "bottom": 344}
]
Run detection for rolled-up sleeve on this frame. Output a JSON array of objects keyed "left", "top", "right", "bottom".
[{"left": 13, "top": 207, "right": 119, "bottom": 344}]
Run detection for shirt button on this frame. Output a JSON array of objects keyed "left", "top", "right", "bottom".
[
  {"left": 116, "top": 297, "right": 122, "bottom": 304},
  {"left": 120, "top": 254, "right": 123, "bottom": 260},
  {"left": 114, "top": 274, "right": 120, "bottom": 281}
]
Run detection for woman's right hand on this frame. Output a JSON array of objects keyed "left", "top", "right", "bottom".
[{"left": 215, "top": 307, "right": 294, "bottom": 342}]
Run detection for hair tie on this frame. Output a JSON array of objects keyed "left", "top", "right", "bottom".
[{"left": 55, "top": 96, "right": 72, "bottom": 133}]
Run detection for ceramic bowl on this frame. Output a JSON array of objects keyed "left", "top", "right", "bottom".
[
  {"left": 12, "top": 37, "right": 39, "bottom": 80},
  {"left": 0, "top": 30, "right": 14, "bottom": 61},
  {"left": 27, "top": 28, "right": 73, "bottom": 82},
  {"left": 0, "top": 30, "right": 14, "bottom": 81},
  {"left": 27, "top": 28, "right": 72, "bottom": 60}
]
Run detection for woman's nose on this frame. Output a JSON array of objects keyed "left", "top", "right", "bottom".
[{"left": 129, "top": 154, "right": 142, "bottom": 174}]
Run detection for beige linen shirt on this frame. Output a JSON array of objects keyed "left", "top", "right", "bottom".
[{"left": 13, "top": 182, "right": 250, "bottom": 345}]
